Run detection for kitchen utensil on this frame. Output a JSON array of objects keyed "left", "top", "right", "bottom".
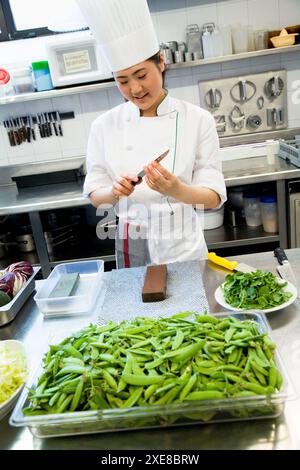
[
  {"left": 271, "top": 29, "right": 298, "bottom": 48},
  {"left": 186, "top": 24, "right": 203, "bottom": 57},
  {"left": 207, "top": 252, "right": 257, "bottom": 273},
  {"left": 215, "top": 279, "right": 297, "bottom": 313},
  {"left": 274, "top": 248, "right": 298, "bottom": 294},
  {"left": 184, "top": 52, "right": 193, "bottom": 62},
  {"left": 174, "top": 51, "right": 185, "bottom": 63},
  {"left": 132, "top": 150, "right": 169, "bottom": 186}
]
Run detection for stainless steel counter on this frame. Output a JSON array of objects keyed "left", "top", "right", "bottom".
[
  {"left": 0, "top": 249, "right": 300, "bottom": 450},
  {"left": 0, "top": 155, "right": 300, "bottom": 215},
  {"left": 223, "top": 155, "right": 300, "bottom": 187},
  {"left": 0, "top": 182, "right": 89, "bottom": 216}
]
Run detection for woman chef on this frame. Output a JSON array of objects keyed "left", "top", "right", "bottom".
[{"left": 77, "top": 0, "right": 227, "bottom": 268}]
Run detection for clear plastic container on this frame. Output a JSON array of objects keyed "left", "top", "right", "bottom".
[
  {"left": 12, "top": 67, "right": 35, "bottom": 94},
  {"left": 34, "top": 260, "right": 104, "bottom": 317},
  {"left": 260, "top": 195, "right": 278, "bottom": 233},
  {"left": 243, "top": 192, "right": 262, "bottom": 227},
  {"left": 9, "top": 312, "right": 294, "bottom": 438}
]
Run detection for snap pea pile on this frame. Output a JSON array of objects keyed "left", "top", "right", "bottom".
[
  {"left": 24, "top": 313, "right": 283, "bottom": 416},
  {"left": 223, "top": 270, "right": 293, "bottom": 310}
]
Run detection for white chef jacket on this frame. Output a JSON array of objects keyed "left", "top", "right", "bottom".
[{"left": 83, "top": 94, "right": 227, "bottom": 265}]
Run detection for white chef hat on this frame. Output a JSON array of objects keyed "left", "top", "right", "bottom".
[{"left": 76, "top": 0, "right": 159, "bottom": 72}]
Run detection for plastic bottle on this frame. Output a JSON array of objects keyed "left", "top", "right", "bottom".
[{"left": 260, "top": 195, "right": 278, "bottom": 233}]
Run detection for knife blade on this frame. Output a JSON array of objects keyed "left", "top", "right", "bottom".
[
  {"left": 207, "top": 252, "right": 257, "bottom": 273},
  {"left": 274, "top": 248, "right": 298, "bottom": 289},
  {"left": 132, "top": 149, "right": 169, "bottom": 186}
]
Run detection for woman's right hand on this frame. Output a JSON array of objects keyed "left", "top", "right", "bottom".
[{"left": 112, "top": 175, "right": 139, "bottom": 198}]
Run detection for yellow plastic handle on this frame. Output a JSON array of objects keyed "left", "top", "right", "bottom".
[{"left": 207, "top": 252, "right": 238, "bottom": 271}]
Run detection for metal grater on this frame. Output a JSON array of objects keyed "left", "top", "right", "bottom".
[{"left": 278, "top": 135, "right": 300, "bottom": 167}]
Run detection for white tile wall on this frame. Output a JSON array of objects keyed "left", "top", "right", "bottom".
[
  {"left": 0, "top": 0, "right": 299, "bottom": 167},
  {"left": 216, "top": 0, "right": 248, "bottom": 27},
  {"left": 248, "top": 0, "right": 280, "bottom": 30},
  {"left": 278, "top": 0, "right": 300, "bottom": 28}
]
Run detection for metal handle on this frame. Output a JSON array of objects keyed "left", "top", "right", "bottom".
[
  {"left": 239, "top": 80, "right": 247, "bottom": 101},
  {"left": 274, "top": 247, "right": 288, "bottom": 265}
]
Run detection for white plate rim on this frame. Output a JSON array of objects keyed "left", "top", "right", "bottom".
[{"left": 215, "top": 277, "right": 298, "bottom": 313}]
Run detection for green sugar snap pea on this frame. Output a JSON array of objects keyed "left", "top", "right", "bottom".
[{"left": 24, "top": 313, "right": 283, "bottom": 416}]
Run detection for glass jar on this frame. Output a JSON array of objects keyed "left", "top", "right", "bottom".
[
  {"left": 12, "top": 67, "right": 35, "bottom": 94},
  {"left": 260, "top": 195, "right": 278, "bottom": 233},
  {"left": 31, "top": 61, "right": 53, "bottom": 92},
  {"left": 243, "top": 192, "right": 262, "bottom": 227}
]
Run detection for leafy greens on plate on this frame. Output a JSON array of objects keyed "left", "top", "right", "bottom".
[{"left": 222, "top": 270, "right": 293, "bottom": 310}]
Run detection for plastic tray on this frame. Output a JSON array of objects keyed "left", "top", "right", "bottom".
[
  {"left": 34, "top": 260, "right": 104, "bottom": 318},
  {"left": 0, "top": 267, "right": 40, "bottom": 327},
  {"left": 9, "top": 312, "right": 294, "bottom": 438}
]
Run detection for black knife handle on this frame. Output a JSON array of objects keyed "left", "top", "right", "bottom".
[{"left": 274, "top": 247, "right": 288, "bottom": 265}]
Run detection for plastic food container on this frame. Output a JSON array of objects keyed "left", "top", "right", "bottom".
[
  {"left": 34, "top": 260, "right": 104, "bottom": 318},
  {"left": 9, "top": 312, "right": 294, "bottom": 438},
  {"left": 12, "top": 67, "right": 35, "bottom": 94},
  {"left": 198, "top": 206, "right": 224, "bottom": 230},
  {"left": 260, "top": 195, "right": 278, "bottom": 233},
  {"left": 0, "top": 267, "right": 40, "bottom": 327},
  {"left": 31, "top": 61, "right": 53, "bottom": 92},
  {"left": 243, "top": 192, "right": 262, "bottom": 227}
]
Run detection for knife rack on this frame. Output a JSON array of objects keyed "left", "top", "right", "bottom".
[
  {"left": 2, "top": 111, "right": 75, "bottom": 146},
  {"left": 4, "top": 111, "right": 75, "bottom": 127}
]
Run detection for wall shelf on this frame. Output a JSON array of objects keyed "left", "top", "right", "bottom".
[
  {"left": 205, "top": 224, "right": 280, "bottom": 249},
  {"left": 1, "top": 44, "right": 299, "bottom": 106}
]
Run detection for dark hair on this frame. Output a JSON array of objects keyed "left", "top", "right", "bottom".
[{"left": 147, "top": 51, "right": 166, "bottom": 88}]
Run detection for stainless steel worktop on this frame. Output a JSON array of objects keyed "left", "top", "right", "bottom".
[
  {"left": 0, "top": 249, "right": 300, "bottom": 450},
  {"left": 223, "top": 155, "right": 300, "bottom": 187},
  {"left": 1, "top": 155, "right": 300, "bottom": 216}
]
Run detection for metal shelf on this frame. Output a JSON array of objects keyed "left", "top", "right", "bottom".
[
  {"left": 1, "top": 44, "right": 299, "bottom": 105},
  {"left": 205, "top": 224, "right": 279, "bottom": 249}
]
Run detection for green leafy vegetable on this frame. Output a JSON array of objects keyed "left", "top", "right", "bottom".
[{"left": 222, "top": 270, "right": 293, "bottom": 310}]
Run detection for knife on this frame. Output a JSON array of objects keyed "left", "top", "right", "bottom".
[
  {"left": 274, "top": 248, "right": 298, "bottom": 288},
  {"left": 207, "top": 252, "right": 257, "bottom": 274},
  {"left": 132, "top": 149, "right": 169, "bottom": 186}
]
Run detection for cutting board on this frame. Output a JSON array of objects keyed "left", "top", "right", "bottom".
[{"left": 97, "top": 261, "right": 209, "bottom": 324}]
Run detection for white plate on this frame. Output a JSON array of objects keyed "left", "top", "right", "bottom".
[
  {"left": 215, "top": 278, "right": 298, "bottom": 313},
  {"left": 0, "top": 340, "right": 29, "bottom": 421}
]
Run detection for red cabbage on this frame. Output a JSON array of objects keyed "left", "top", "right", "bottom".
[
  {"left": 0, "top": 272, "right": 15, "bottom": 299},
  {"left": 5, "top": 262, "right": 33, "bottom": 280}
]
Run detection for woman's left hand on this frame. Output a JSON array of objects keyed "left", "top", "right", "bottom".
[{"left": 144, "top": 161, "right": 181, "bottom": 198}]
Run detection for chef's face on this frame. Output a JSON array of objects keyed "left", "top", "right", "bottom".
[{"left": 114, "top": 53, "right": 165, "bottom": 116}]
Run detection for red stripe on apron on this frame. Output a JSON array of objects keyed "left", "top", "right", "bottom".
[{"left": 123, "top": 222, "right": 131, "bottom": 268}]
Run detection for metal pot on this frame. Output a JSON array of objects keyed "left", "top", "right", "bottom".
[{"left": 15, "top": 234, "right": 36, "bottom": 253}]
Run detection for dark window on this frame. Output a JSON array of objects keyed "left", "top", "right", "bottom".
[{"left": 0, "top": 0, "right": 88, "bottom": 42}]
